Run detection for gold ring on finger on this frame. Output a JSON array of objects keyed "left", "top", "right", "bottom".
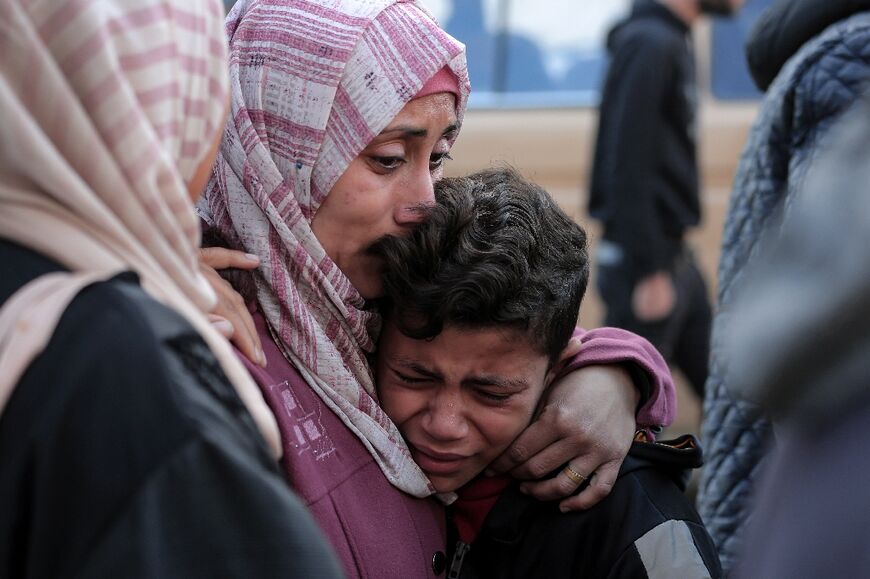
[{"left": 563, "top": 464, "right": 588, "bottom": 486}]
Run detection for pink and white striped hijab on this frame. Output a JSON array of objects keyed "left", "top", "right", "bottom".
[
  {"left": 202, "top": 0, "right": 469, "bottom": 496},
  {"left": 0, "top": 0, "right": 281, "bottom": 456}
]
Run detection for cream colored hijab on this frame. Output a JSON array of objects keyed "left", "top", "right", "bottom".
[{"left": 0, "top": 0, "right": 280, "bottom": 456}]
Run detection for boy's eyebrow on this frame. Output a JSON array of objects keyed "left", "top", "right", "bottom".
[
  {"left": 464, "top": 375, "right": 530, "bottom": 391},
  {"left": 394, "top": 359, "right": 443, "bottom": 380},
  {"left": 392, "top": 360, "right": 530, "bottom": 390}
]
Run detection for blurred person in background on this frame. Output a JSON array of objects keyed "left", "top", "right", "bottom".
[
  {"left": 198, "top": 1, "right": 678, "bottom": 576},
  {"left": 589, "top": 0, "right": 744, "bottom": 401},
  {"left": 0, "top": 0, "right": 342, "bottom": 577},
  {"left": 697, "top": 0, "right": 870, "bottom": 572},
  {"left": 374, "top": 167, "right": 721, "bottom": 579},
  {"left": 722, "top": 93, "right": 870, "bottom": 579}
]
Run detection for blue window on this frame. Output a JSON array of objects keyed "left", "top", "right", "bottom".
[
  {"left": 429, "top": 0, "right": 632, "bottom": 107},
  {"left": 710, "top": 0, "right": 773, "bottom": 100},
  {"left": 432, "top": 0, "right": 773, "bottom": 107},
  {"left": 225, "top": 0, "right": 773, "bottom": 106}
]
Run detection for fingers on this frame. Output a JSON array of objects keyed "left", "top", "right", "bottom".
[
  {"left": 506, "top": 438, "right": 578, "bottom": 481},
  {"left": 493, "top": 364, "right": 635, "bottom": 506},
  {"left": 199, "top": 247, "right": 260, "bottom": 271},
  {"left": 557, "top": 460, "right": 620, "bottom": 512},
  {"left": 560, "top": 336, "right": 583, "bottom": 363},
  {"left": 487, "top": 420, "right": 560, "bottom": 476},
  {"left": 197, "top": 247, "right": 264, "bottom": 365},
  {"left": 208, "top": 314, "right": 235, "bottom": 338},
  {"left": 546, "top": 336, "right": 584, "bottom": 382},
  {"left": 517, "top": 449, "right": 597, "bottom": 500},
  {"left": 199, "top": 262, "right": 266, "bottom": 367},
  {"left": 228, "top": 315, "right": 266, "bottom": 367}
]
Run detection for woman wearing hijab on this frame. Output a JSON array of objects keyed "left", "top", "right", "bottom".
[
  {"left": 200, "top": 2, "right": 676, "bottom": 578},
  {"left": 0, "top": 1, "right": 342, "bottom": 576}
]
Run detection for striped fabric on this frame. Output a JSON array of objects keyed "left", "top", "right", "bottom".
[
  {"left": 0, "top": 0, "right": 281, "bottom": 456},
  {"left": 202, "top": 0, "right": 469, "bottom": 496}
]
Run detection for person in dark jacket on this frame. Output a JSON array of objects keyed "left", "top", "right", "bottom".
[
  {"left": 723, "top": 93, "right": 870, "bottom": 579},
  {"left": 0, "top": 244, "right": 343, "bottom": 579},
  {"left": 589, "top": 0, "right": 743, "bottom": 399},
  {"left": 697, "top": 0, "right": 870, "bottom": 572},
  {"left": 0, "top": 1, "right": 342, "bottom": 577},
  {"left": 373, "top": 168, "right": 721, "bottom": 578}
]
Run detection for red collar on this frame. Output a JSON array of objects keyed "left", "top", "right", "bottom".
[{"left": 451, "top": 474, "right": 513, "bottom": 543}]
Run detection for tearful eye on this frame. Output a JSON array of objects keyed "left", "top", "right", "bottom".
[
  {"left": 371, "top": 156, "right": 405, "bottom": 171},
  {"left": 429, "top": 151, "right": 453, "bottom": 170},
  {"left": 475, "top": 389, "right": 512, "bottom": 404},
  {"left": 394, "top": 370, "right": 429, "bottom": 385}
]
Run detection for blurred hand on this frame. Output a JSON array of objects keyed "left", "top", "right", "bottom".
[
  {"left": 632, "top": 271, "right": 675, "bottom": 321},
  {"left": 199, "top": 247, "right": 266, "bottom": 367},
  {"left": 487, "top": 364, "right": 638, "bottom": 511}
]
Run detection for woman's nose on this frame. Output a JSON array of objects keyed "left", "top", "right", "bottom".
[{"left": 394, "top": 166, "right": 436, "bottom": 225}]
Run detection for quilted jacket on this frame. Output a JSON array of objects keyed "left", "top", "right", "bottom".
[{"left": 697, "top": 1, "right": 870, "bottom": 574}]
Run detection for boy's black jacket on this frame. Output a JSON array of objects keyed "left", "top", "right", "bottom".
[{"left": 447, "top": 435, "right": 722, "bottom": 578}]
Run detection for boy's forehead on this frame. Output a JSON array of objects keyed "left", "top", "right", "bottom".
[
  {"left": 381, "top": 320, "right": 529, "bottom": 350},
  {"left": 379, "top": 321, "right": 550, "bottom": 377}
]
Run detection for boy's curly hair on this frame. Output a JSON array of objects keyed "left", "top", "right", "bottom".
[{"left": 371, "top": 167, "right": 589, "bottom": 365}]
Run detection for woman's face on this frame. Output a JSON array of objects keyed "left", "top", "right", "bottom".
[{"left": 311, "top": 92, "right": 458, "bottom": 299}]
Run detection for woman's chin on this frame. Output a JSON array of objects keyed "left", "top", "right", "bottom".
[{"left": 346, "top": 258, "right": 385, "bottom": 301}]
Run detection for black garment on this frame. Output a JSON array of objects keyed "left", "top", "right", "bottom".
[
  {"left": 0, "top": 240, "right": 344, "bottom": 579},
  {"left": 723, "top": 96, "right": 870, "bottom": 577},
  {"left": 596, "top": 247, "right": 711, "bottom": 397},
  {"left": 589, "top": 0, "right": 700, "bottom": 276},
  {"left": 746, "top": 0, "right": 870, "bottom": 91},
  {"left": 589, "top": 0, "right": 711, "bottom": 399},
  {"left": 735, "top": 397, "right": 870, "bottom": 579},
  {"left": 447, "top": 436, "right": 721, "bottom": 579}
]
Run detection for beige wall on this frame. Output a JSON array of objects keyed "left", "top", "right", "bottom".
[{"left": 444, "top": 99, "right": 758, "bottom": 329}]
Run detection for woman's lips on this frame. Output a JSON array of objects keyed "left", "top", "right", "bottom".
[{"left": 410, "top": 444, "right": 469, "bottom": 475}]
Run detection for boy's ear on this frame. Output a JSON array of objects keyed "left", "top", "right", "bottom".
[{"left": 544, "top": 336, "right": 583, "bottom": 385}]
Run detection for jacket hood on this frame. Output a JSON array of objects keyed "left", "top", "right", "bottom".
[
  {"left": 746, "top": 0, "right": 870, "bottom": 91},
  {"left": 620, "top": 434, "right": 703, "bottom": 491}
]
